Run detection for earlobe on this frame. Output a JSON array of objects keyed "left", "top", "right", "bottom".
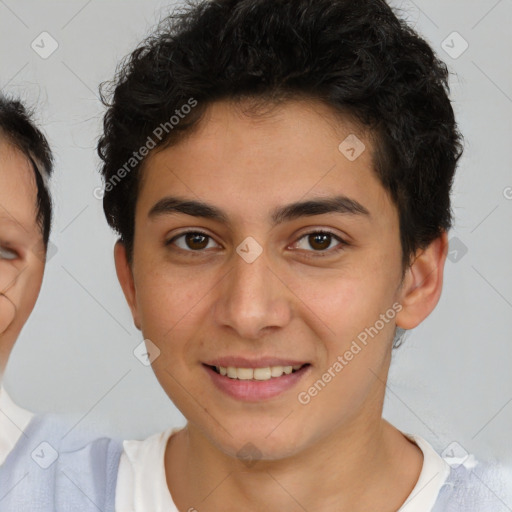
[
  {"left": 113, "top": 241, "right": 141, "bottom": 330},
  {"left": 395, "top": 231, "right": 449, "bottom": 330}
]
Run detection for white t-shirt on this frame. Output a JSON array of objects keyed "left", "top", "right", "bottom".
[
  {"left": 115, "top": 427, "right": 451, "bottom": 512},
  {"left": 0, "top": 385, "right": 34, "bottom": 466}
]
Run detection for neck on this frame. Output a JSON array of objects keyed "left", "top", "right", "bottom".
[{"left": 165, "top": 406, "right": 423, "bottom": 511}]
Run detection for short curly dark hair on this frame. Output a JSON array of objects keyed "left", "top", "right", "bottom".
[
  {"left": 0, "top": 94, "right": 53, "bottom": 248},
  {"left": 98, "top": 0, "right": 463, "bottom": 267}
]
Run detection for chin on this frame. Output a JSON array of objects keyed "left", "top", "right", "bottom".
[{"left": 207, "top": 423, "right": 307, "bottom": 463}]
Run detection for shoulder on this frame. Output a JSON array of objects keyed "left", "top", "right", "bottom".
[
  {"left": 402, "top": 432, "right": 512, "bottom": 512},
  {"left": 118, "top": 426, "right": 183, "bottom": 485},
  {"left": 0, "top": 412, "right": 70, "bottom": 473},
  {"left": 57, "top": 431, "right": 124, "bottom": 512},
  {"left": 115, "top": 426, "right": 184, "bottom": 511},
  {"left": 433, "top": 459, "right": 512, "bottom": 511},
  {"left": 6, "top": 411, "right": 124, "bottom": 512},
  {"left": 0, "top": 410, "right": 124, "bottom": 511}
]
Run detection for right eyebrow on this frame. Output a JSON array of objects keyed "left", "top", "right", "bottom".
[{"left": 148, "top": 197, "right": 229, "bottom": 224}]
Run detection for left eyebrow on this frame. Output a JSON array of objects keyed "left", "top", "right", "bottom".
[
  {"left": 148, "top": 194, "right": 370, "bottom": 226},
  {"left": 270, "top": 196, "right": 370, "bottom": 225}
]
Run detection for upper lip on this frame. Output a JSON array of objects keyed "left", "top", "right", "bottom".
[{"left": 203, "top": 357, "right": 309, "bottom": 368}]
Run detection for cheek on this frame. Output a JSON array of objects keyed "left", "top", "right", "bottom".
[
  {"left": 289, "top": 262, "right": 399, "bottom": 341},
  {"left": 0, "top": 262, "right": 43, "bottom": 340},
  {"left": 136, "top": 264, "right": 208, "bottom": 342},
  {"left": 0, "top": 294, "right": 16, "bottom": 336},
  {"left": 15, "top": 266, "right": 44, "bottom": 319},
  {"left": 0, "top": 262, "right": 20, "bottom": 336},
  {"left": 0, "top": 261, "right": 19, "bottom": 292},
  {"left": 292, "top": 273, "right": 397, "bottom": 428}
]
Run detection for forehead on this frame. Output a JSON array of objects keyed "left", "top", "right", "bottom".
[
  {"left": 0, "top": 140, "right": 39, "bottom": 234},
  {"left": 137, "top": 98, "right": 394, "bottom": 226}
]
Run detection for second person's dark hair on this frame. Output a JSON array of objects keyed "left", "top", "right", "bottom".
[{"left": 0, "top": 94, "right": 53, "bottom": 248}]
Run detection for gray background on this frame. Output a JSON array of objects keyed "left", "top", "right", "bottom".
[{"left": 1, "top": 0, "right": 511, "bottom": 465}]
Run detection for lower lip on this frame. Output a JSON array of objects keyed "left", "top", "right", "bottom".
[{"left": 203, "top": 364, "right": 310, "bottom": 402}]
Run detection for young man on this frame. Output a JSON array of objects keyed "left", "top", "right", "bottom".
[
  {"left": 0, "top": 95, "right": 121, "bottom": 511},
  {"left": 98, "top": 0, "right": 510, "bottom": 510}
]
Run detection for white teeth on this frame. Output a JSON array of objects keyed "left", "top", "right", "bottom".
[
  {"left": 270, "top": 366, "right": 282, "bottom": 377},
  {"left": 253, "top": 367, "right": 272, "bottom": 380},
  {"left": 215, "top": 364, "right": 304, "bottom": 381},
  {"left": 236, "top": 368, "right": 254, "bottom": 380}
]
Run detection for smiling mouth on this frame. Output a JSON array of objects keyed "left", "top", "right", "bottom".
[{"left": 207, "top": 364, "right": 310, "bottom": 381}]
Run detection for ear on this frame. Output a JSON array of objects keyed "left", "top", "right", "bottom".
[
  {"left": 114, "top": 241, "right": 141, "bottom": 330},
  {"left": 395, "top": 231, "right": 448, "bottom": 330}
]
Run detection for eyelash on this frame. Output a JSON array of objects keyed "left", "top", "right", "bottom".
[{"left": 165, "top": 229, "right": 348, "bottom": 258}]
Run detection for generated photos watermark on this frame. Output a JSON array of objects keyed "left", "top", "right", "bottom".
[
  {"left": 297, "top": 302, "right": 403, "bottom": 405},
  {"left": 93, "top": 97, "right": 198, "bottom": 200}
]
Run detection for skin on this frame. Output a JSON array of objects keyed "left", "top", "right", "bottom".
[
  {"left": 0, "top": 140, "right": 45, "bottom": 380},
  {"left": 115, "top": 98, "right": 448, "bottom": 511}
]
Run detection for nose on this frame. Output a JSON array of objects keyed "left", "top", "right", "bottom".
[{"left": 213, "top": 245, "right": 292, "bottom": 340}]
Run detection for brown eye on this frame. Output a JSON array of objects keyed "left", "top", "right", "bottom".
[
  {"left": 167, "top": 231, "right": 219, "bottom": 252},
  {"left": 184, "top": 233, "right": 209, "bottom": 250},
  {"left": 293, "top": 230, "right": 347, "bottom": 256},
  {"left": 308, "top": 233, "right": 332, "bottom": 251}
]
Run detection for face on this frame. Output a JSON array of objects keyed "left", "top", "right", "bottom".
[
  {"left": 0, "top": 140, "right": 45, "bottom": 378},
  {"left": 116, "top": 99, "right": 446, "bottom": 460}
]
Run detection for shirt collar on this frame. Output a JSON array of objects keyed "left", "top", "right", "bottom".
[{"left": 0, "top": 385, "right": 34, "bottom": 466}]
